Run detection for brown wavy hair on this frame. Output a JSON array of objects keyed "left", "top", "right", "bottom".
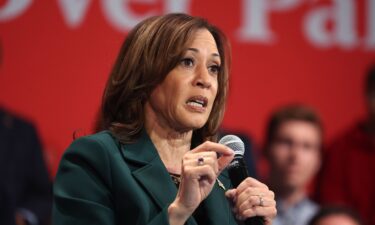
[
  {"left": 101, "top": 13, "right": 231, "bottom": 144},
  {"left": 264, "top": 104, "right": 323, "bottom": 150}
]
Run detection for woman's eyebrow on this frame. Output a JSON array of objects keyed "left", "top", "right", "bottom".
[{"left": 187, "top": 48, "right": 220, "bottom": 58}]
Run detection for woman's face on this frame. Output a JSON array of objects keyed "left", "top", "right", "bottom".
[{"left": 146, "top": 29, "right": 220, "bottom": 132}]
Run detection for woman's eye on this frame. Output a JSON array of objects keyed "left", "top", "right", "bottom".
[
  {"left": 208, "top": 65, "right": 221, "bottom": 75},
  {"left": 180, "top": 58, "right": 194, "bottom": 67}
]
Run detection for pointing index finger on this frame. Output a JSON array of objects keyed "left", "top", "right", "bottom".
[
  {"left": 191, "top": 141, "right": 234, "bottom": 171},
  {"left": 191, "top": 141, "right": 234, "bottom": 156}
]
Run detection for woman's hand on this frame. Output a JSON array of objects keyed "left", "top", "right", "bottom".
[
  {"left": 15, "top": 212, "right": 27, "bottom": 225},
  {"left": 225, "top": 178, "right": 277, "bottom": 225},
  {"left": 168, "top": 141, "right": 234, "bottom": 225}
]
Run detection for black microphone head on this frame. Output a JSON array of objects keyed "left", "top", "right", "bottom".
[{"left": 219, "top": 135, "right": 245, "bottom": 156}]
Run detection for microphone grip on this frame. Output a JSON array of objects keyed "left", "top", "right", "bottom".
[{"left": 228, "top": 158, "right": 264, "bottom": 225}]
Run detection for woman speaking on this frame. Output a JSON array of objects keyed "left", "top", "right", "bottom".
[{"left": 53, "top": 13, "right": 276, "bottom": 225}]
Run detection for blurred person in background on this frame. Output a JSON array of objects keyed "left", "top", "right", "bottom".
[
  {"left": 316, "top": 65, "right": 375, "bottom": 225},
  {"left": 308, "top": 206, "right": 364, "bottom": 225},
  {"left": 0, "top": 42, "right": 52, "bottom": 225},
  {"left": 0, "top": 108, "right": 52, "bottom": 225},
  {"left": 264, "top": 105, "right": 323, "bottom": 225}
]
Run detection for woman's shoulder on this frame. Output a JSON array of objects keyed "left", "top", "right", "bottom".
[
  {"left": 68, "top": 130, "right": 120, "bottom": 151},
  {"left": 60, "top": 130, "right": 122, "bottom": 167},
  {"left": 54, "top": 131, "right": 120, "bottom": 213}
]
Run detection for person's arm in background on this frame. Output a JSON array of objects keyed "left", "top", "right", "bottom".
[{"left": 315, "top": 138, "right": 347, "bottom": 205}]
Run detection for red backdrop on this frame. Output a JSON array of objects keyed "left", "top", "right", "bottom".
[{"left": 1, "top": 0, "right": 374, "bottom": 176}]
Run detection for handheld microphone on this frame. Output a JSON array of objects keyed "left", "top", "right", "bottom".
[{"left": 219, "top": 135, "right": 264, "bottom": 225}]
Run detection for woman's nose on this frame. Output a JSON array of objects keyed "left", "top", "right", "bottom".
[{"left": 193, "top": 65, "right": 211, "bottom": 89}]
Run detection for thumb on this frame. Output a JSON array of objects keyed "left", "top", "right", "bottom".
[
  {"left": 225, "top": 189, "right": 238, "bottom": 213},
  {"left": 217, "top": 150, "right": 234, "bottom": 172},
  {"left": 225, "top": 189, "right": 237, "bottom": 200}
]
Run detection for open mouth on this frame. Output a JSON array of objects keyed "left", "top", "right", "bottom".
[{"left": 186, "top": 96, "right": 208, "bottom": 108}]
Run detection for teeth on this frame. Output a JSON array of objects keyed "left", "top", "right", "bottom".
[{"left": 187, "top": 101, "right": 203, "bottom": 107}]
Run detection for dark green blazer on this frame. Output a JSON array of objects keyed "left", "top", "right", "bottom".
[{"left": 53, "top": 130, "right": 239, "bottom": 225}]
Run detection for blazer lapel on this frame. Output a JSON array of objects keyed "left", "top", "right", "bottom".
[
  {"left": 119, "top": 130, "right": 198, "bottom": 225},
  {"left": 120, "top": 130, "right": 177, "bottom": 208},
  {"left": 132, "top": 158, "right": 177, "bottom": 208}
]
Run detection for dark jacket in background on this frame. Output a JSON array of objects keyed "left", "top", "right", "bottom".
[{"left": 0, "top": 108, "right": 52, "bottom": 225}]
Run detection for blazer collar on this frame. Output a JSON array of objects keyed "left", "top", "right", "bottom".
[
  {"left": 120, "top": 129, "right": 159, "bottom": 165},
  {"left": 120, "top": 129, "right": 177, "bottom": 206}
]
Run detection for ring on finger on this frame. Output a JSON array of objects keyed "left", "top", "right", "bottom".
[
  {"left": 197, "top": 157, "right": 204, "bottom": 166},
  {"left": 258, "top": 195, "right": 264, "bottom": 207}
]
